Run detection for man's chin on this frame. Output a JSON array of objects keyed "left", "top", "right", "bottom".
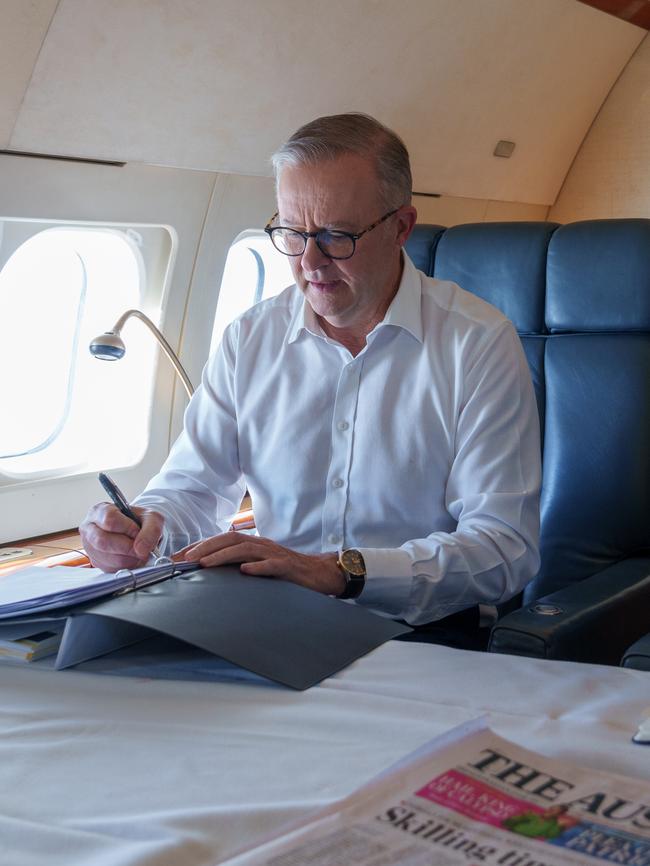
[
  {"left": 310, "top": 304, "right": 350, "bottom": 328},
  {"left": 304, "top": 285, "right": 347, "bottom": 317}
]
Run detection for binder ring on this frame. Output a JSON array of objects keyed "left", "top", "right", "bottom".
[{"left": 114, "top": 568, "right": 137, "bottom": 594}]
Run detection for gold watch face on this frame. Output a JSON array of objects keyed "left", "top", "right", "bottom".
[{"left": 340, "top": 548, "right": 366, "bottom": 577}]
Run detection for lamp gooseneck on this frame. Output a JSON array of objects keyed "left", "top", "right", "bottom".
[{"left": 89, "top": 309, "right": 194, "bottom": 399}]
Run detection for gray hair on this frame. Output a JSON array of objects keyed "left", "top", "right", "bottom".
[{"left": 271, "top": 113, "right": 412, "bottom": 209}]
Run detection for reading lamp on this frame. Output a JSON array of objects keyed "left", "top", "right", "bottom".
[
  {"left": 89, "top": 309, "right": 194, "bottom": 398},
  {"left": 89, "top": 310, "right": 255, "bottom": 530}
]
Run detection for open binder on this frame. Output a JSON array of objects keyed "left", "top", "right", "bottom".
[
  {"left": 0, "top": 559, "right": 199, "bottom": 618},
  {"left": 0, "top": 563, "right": 411, "bottom": 689}
]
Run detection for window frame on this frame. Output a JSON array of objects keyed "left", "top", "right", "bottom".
[
  {"left": 210, "top": 227, "right": 294, "bottom": 355},
  {"left": 0, "top": 157, "right": 275, "bottom": 545}
]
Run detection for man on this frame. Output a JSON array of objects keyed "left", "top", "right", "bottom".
[{"left": 80, "top": 113, "right": 541, "bottom": 646}]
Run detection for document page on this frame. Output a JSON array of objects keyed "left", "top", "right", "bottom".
[
  {"left": 0, "top": 561, "right": 195, "bottom": 618},
  {"left": 0, "top": 566, "right": 108, "bottom": 616}
]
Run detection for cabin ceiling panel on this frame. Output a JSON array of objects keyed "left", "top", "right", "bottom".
[
  {"left": 0, "top": 0, "right": 58, "bottom": 148},
  {"left": 7, "top": 0, "right": 644, "bottom": 204}
]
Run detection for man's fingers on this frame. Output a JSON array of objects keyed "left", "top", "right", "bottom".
[
  {"left": 132, "top": 508, "right": 164, "bottom": 558},
  {"left": 132, "top": 531, "right": 157, "bottom": 559},
  {"left": 182, "top": 532, "right": 250, "bottom": 561},
  {"left": 164, "top": 532, "right": 340, "bottom": 594},
  {"left": 95, "top": 553, "right": 145, "bottom": 573},
  {"left": 198, "top": 539, "right": 271, "bottom": 568},
  {"left": 83, "top": 521, "right": 138, "bottom": 556},
  {"left": 240, "top": 559, "right": 284, "bottom": 577},
  {"left": 86, "top": 502, "right": 139, "bottom": 538},
  {"left": 79, "top": 502, "right": 165, "bottom": 570}
]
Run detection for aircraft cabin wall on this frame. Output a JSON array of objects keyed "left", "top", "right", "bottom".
[
  {"left": 0, "top": 0, "right": 647, "bottom": 543},
  {"left": 0, "top": 157, "right": 278, "bottom": 542},
  {"left": 550, "top": 29, "right": 650, "bottom": 221}
]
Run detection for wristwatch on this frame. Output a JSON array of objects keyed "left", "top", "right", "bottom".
[{"left": 336, "top": 548, "right": 366, "bottom": 599}]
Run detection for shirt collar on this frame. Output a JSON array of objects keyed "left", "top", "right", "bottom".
[
  {"left": 286, "top": 293, "right": 320, "bottom": 344},
  {"left": 286, "top": 251, "right": 423, "bottom": 345},
  {"left": 377, "top": 252, "right": 423, "bottom": 343}
]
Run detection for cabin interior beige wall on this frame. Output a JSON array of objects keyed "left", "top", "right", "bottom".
[
  {"left": 0, "top": 155, "right": 275, "bottom": 543},
  {"left": 414, "top": 194, "right": 549, "bottom": 226},
  {"left": 549, "top": 32, "right": 650, "bottom": 221}
]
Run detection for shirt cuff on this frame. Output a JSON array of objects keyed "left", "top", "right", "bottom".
[{"left": 355, "top": 547, "right": 414, "bottom": 616}]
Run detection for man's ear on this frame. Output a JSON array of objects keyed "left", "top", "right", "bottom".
[{"left": 395, "top": 206, "right": 418, "bottom": 246}]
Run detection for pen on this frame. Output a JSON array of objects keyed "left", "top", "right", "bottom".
[{"left": 98, "top": 472, "right": 164, "bottom": 560}]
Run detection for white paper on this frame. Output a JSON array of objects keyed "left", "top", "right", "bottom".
[
  {"left": 0, "top": 561, "right": 192, "bottom": 617},
  {"left": 0, "top": 566, "right": 108, "bottom": 607}
]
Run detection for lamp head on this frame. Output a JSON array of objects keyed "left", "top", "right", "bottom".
[{"left": 89, "top": 331, "right": 126, "bottom": 361}]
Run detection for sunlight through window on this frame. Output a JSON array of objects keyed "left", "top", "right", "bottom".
[
  {"left": 0, "top": 226, "right": 169, "bottom": 478},
  {"left": 211, "top": 232, "right": 293, "bottom": 353}
]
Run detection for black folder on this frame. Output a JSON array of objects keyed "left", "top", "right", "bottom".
[{"left": 53, "top": 566, "right": 411, "bottom": 689}]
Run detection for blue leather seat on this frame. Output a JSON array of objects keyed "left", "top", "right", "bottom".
[{"left": 405, "top": 219, "right": 650, "bottom": 665}]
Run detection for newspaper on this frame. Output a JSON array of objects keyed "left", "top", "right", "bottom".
[{"left": 218, "top": 718, "right": 650, "bottom": 866}]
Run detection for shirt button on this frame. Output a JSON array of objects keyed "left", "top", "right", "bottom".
[
  {"left": 328, "top": 533, "right": 340, "bottom": 545},
  {"left": 337, "top": 421, "right": 349, "bottom": 431},
  {"left": 332, "top": 478, "right": 344, "bottom": 489}
]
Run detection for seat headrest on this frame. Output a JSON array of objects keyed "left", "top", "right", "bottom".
[
  {"left": 547, "top": 220, "right": 650, "bottom": 333},
  {"left": 432, "top": 222, "right": 557, "bottom": 334},
  {"left": 403, "top": 224, "right": 445, "bottom": 275}
]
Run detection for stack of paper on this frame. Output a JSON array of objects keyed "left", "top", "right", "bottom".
[{"left": 0, "top": 561, "right": 199, "bottom": 618}]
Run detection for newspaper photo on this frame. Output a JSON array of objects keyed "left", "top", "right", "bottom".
[{"left": 218, "top": 718, "right": 650, "bottom": 866}]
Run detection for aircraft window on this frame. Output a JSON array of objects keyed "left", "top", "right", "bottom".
[
  {"left": 211, "top": 231, "right": 293, "bottom": 353},
  {"left": 0, "top": 224, "right": 170, "bottom": 479}
]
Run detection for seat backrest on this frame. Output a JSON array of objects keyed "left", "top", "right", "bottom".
[
  {"left": 431, "top": 221, "right": 556, "bottom": 449},
  {"left": 533, "top": 220, "right": 650, "bottom": 599},
  {"left": 404, "top": 218, "right": 650, "bottom": 602}
]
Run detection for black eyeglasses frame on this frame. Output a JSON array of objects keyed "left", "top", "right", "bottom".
[{"left": 264, "top": 208, "right": 400, "bottom": 260}]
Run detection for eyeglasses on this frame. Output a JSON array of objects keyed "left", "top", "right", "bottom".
[{"left": 264, "top": 208, "right": 399, "bottom": 260}]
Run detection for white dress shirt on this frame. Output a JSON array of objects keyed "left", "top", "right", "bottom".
[{"left": 136, "top": 253, "right": 541, "bottom": 625}]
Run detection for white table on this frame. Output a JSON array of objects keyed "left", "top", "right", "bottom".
[{"left": 1, "top": 641, "right": 648, "bottom": 866}]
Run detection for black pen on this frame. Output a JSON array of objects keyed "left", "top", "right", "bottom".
[{"left": 98, "top": 472, "right": 164, "bottom": 560}]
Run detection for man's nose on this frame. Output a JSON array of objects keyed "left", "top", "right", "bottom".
[{"left": 300, "top": 236, "right": 331, "bottom": 272}]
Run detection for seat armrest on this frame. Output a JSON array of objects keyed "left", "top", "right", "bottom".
[
  {"left": 621, "top": 632, "right": 650, "bottom": 671},
  {"left": 488, "top": 557, "right": 650, "bottom": 665}
]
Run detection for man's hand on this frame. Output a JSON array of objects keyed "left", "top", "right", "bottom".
[
  {"left": 174, "top": 532, "right": 347, "bottom": 597},
  {"left": 79, "top": 503, "right": 165, "bottom": 572}
]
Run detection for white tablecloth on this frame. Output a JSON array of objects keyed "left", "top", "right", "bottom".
[{"left": 1, "top": 641, "right": 648, "bottom": 866}]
